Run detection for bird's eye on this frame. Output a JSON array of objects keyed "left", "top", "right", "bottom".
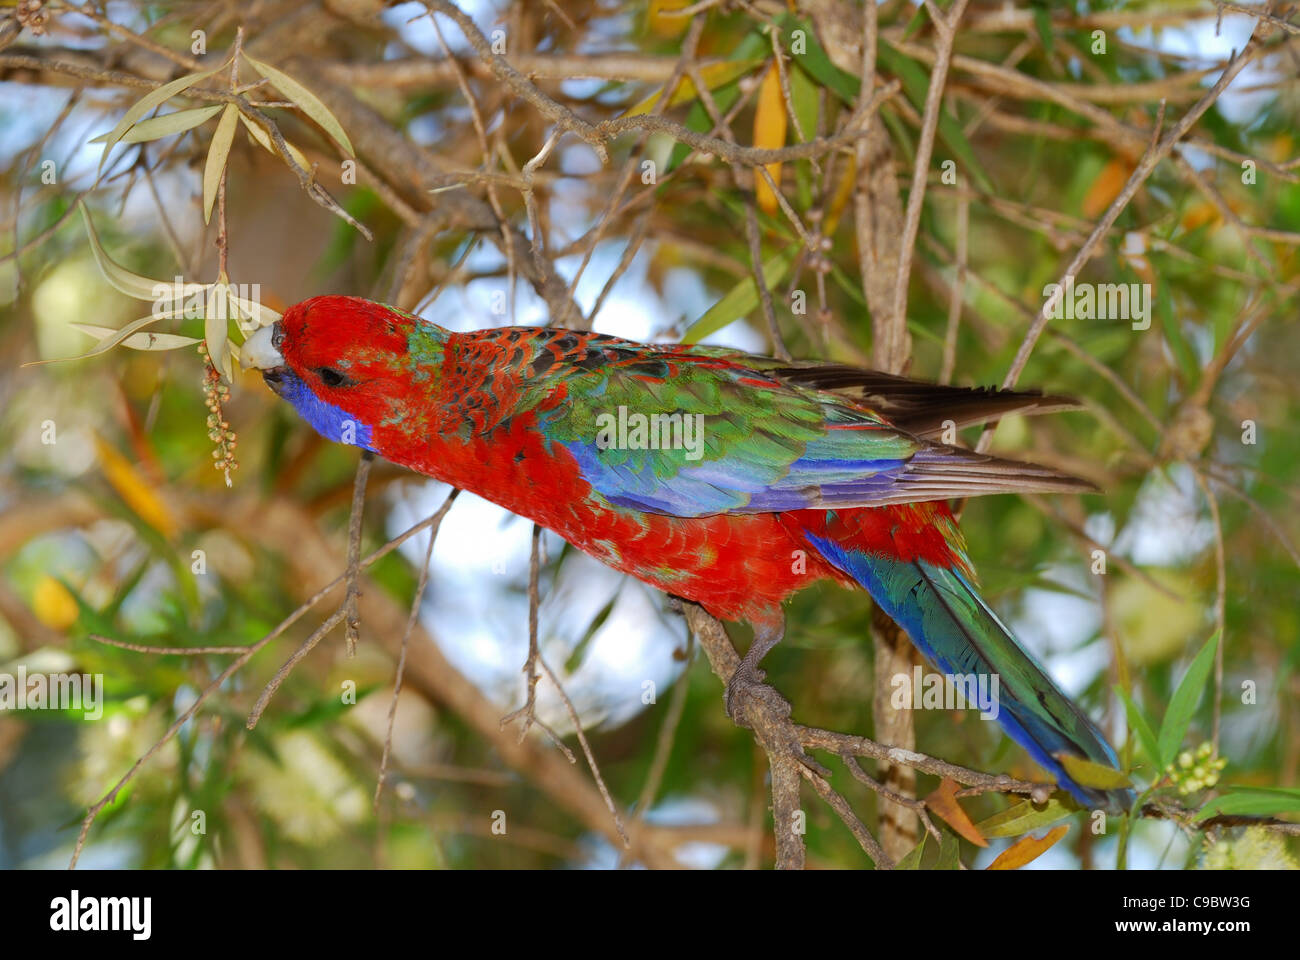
[{"left": 316, "top": 367, "right": 348, "bottom": 387}]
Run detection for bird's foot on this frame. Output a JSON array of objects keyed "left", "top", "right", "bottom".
[{"left": 724, "top": 661, "right": 792, "bottom": 727}]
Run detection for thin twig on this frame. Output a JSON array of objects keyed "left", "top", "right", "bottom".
[
  {"left": 89, "top": 635, "right": 255, "bottom": 655},
  {"left": 887, "top": 0, "right": 969, "bottom": 370},
  {"left": 423, "top": 0, "right": 609, "bottom": 161},
  {"left": 501, "top": 525, "right": 546, "bottom": 740},
  {"left": 621, "top": 659, "right": 692, "bottom": 865},
  {"left": 375, "top": 489, "right": 461, "bottom": 810},
  {"left": 801, "top": 761, "right": 893, "bottom": 868},
  {"left": 685, "top": 55, "right": 789, "bottom": 358},
  {"left": 246, "top": 609, "right": 347, "bottom": 730},
  {"left": 842, "top": 754, "right": 943, "bottom": 844},
  {"left": 980, "top": 27, "right": 1268, "bottom": 450},
  {"left": 595, "top": 87, "right": 899, "bottom": 167},
  {"left": 343, "top": 451, "right": 375, "bottom": 656},
  {"left": 567, "top": 15, "right": 706, "bottom": 323},
  {"left": 537, "top": 655, "right": 631, "bottom": 848}
]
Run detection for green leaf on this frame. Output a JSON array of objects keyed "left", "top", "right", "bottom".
[
  {"left": 98, "top": 68, "right": 218, "bottom": 172},
  {"left": 238, "top": 111, "right": 310, "bottom": 174},
  {"left": 935, "top": 830, "right": 962, "bottom": 870},
  {"left": 90, "top": 105, "right": 224, "bottom": 145},
  {"left": 1157, "top": 631, "right": 1220, "bottom": 768},
  {"left": 1157, "top": 280, "right": 1199, "bottom": 386},
  {"left": 774, "top": 15, "right": 991, "bottom": 191},
  {"left": 203, "top": 104, "right": 240, "bottom": 224},
  {"left": 974, "top": 796, "right": 1079, "bottom": 838},
  {"left": 1195, "top": 787, "right": 1300, "bottom": 821},
  {"left": 894, "top": 832, "right": 927, "bottom": 869},
  {"left": 828, "top": 262, "right": 869, "bottom": 310},
  {"left": 1056, "top": 753, "right": 1132, "bottom": 790},
  {"left": 680, "top": 249, "right": 795, "bottom": 344},
  {"left": 241, "top": 53, "right": 354, "bottom": 155},
  {"left": 778, "top": 17, "right": 858, "bottom": 104},
  {"left": 1115, "top": 685, "right": 1160, "bottom": 769},
  {"left": 1033, "top": 6, "right": 1055, "bottom": 58},
  {"left": 70, "top": 322, "right": 201, "bottom": 352},
  {"left": 1221, "top": 785, "right": 1300, "bottom": 797},
  {"left": 877, "top": 40, "right": 992, "bottom": 192},
  {"left": 899, "top": 3, "right": 928, "bottom": 41},
  {"left": 788, "top": 61, "right": 818, "bottom": 142}
]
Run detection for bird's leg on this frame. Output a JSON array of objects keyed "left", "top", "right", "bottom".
[
  {"left": 666, "top": 595, "right": 693, "bottom": 661},
  {"left": 725, "top": 612, "right": 791, "bottom": 726}
]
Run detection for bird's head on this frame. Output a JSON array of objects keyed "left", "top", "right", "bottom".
[{"left": 244, "top": 295, "right": 442, "bottom": 450}]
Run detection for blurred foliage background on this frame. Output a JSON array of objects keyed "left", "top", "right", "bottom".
[{"left": 0, "top": 0, "right": 1297, "bottom": 870}]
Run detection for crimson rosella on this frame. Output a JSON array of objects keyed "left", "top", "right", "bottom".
[{"left": 244, "top": 295, "right": 1130, "bottom": 810}]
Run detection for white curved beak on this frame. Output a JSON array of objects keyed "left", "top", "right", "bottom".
[{"left": 243, "top": 323, "right": 284, "bottom": 370}]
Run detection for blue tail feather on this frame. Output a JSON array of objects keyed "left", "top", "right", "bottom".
[{"left": 805, "top": 534, "right": 1133, "bottom": 811}]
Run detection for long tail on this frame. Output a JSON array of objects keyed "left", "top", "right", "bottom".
[{"left": 801, "top": 515, "right": 1132, "bottom": 812}]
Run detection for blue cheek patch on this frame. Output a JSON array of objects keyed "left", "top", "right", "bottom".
[{"left": 278, "top": 371, "right": 375, "bottom": 451}]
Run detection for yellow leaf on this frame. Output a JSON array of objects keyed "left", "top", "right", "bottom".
[
  {"left": 1082, "top": 156, "right": 1132, "bottom": 218},
  {"left": 823, "top": 153, "right": 857, "bottom": 235},
  {"left": 238, "top": 112, "right": 310, "bottom": 175},
  {"left": 924, "top": 778, "right": 988, "bottom": 847},
  {"left": 33, "top": 576, "right": 79, "bottom": 631},
  {"left": 753, "top": 62, "right": 787, "bottom": 216},
  {"left": 1056, "top": 753, "right": 1132, "bottom": 790},
  {"left": 986, "top": 825, "right": 1069, "bottom": 870},
  {"left": 647, "top": 0, "right": 691, "bottom": 37},
  {"left": 1179, "top": 201, "right": 1220, "bottom": 233},
  {"left": 1268, "top": 132, "right": 1293, "bottom": 164},
  {"left": 94, "top": 435, "right": 177, "bottom": 539},
  {"left": 975, "top": 796, "right": 1078, "bottom": 838},
  {"left": 623, "top": 60, "right": 763, "bottom": 118}
]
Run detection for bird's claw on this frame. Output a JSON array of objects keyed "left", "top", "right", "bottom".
[
  {"left": 724, "top": 665, "right": 825, "bottom": 774},
  {"left": 725, "top": 663, "right": 791, "bottom": 727}
]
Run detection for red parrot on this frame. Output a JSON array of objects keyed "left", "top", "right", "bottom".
[{"left": 244, "top": 295, "right": 1130, "bottom": 809}]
